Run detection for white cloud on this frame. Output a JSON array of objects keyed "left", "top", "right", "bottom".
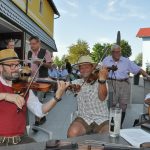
[
  {"left": 66, "top": 0, "right": 79, "bottom": 8},
  {"left": 59, "top": 8, "right": 68, "bottom": 15},
  {"left": 58, "top": 8, "right": 78, "bottom": 17},
  {"left": 107, "top": 0, "right": 118, "bottom": 12},
  {"left": 56, "top": 0, "right": 78, "bottom": 17},
  {"left": 89, "top": 0, "right": 148, "bottom": 21},
  {"left": 54, "top": 43, "right": 69, "bottom": 58},
  {"left": 97, "top": 37, "right": 114, "bottom": 43}
]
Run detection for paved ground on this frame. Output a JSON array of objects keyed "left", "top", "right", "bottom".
[{"left": 28, "top": 77, "right": 146, "bottom": 142}]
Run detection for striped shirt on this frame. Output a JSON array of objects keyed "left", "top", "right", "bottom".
[{"left": 72, "top": 79, "right": 109, "bottom": 125}]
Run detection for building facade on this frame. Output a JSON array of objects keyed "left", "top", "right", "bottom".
[
  {"left": 0, "top": 0, "right": 60, "bottom": 59},
  {"left": 137, "top": 28, "right": 150, "bottom": 70}
]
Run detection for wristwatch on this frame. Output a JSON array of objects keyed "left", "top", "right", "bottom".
[
  {"left": 98, "top": 79, "right": 106, "bottom": 84},
  {"left": 54, "top": 95, "right": 62, "bottom": 102}
]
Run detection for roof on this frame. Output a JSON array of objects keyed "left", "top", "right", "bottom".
[
  {"left": 48, "top": 0, "right": 60, "bottom": 16},
  {"left": 136, "top": 28, "right": 150, "bottom": 38}
]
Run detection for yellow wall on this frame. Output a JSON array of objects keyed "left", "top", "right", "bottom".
[
  {"left": 11, "top": 0, "right": 55, "bottom": 37},
  {"left": 12, "top": 0, "right": 26, "bottom": 12}
]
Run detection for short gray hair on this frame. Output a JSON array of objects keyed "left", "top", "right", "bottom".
[{"left": 111, "top": 44, "right": 121, "bottom": 51}]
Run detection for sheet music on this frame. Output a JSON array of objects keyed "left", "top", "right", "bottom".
[{"left": 120, "top": 128, "right": 150, "bottom": 148}]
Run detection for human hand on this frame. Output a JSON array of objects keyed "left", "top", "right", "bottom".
[
  {"left": 33, "top": 60, "right": 41, "bottom": 65},
  {"left": 145, "top": 98, "right": 150, "bottom": 105},
  {"left": 99, "top": 66, "right": 108, "bottom": 80},
  {"left": 55, "top": 81, "right": 70, "bottom": 99},
  {"left": 5, "top": 94, "right": 25, "bottom": 109}
]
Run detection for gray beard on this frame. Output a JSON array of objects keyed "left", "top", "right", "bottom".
[{"left": 2, "top": 72, "right": 19, "bottom": 81}]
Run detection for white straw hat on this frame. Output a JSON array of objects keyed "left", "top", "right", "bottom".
[{"left": 73, "top": 55, "right": 96, "bottom": 70}]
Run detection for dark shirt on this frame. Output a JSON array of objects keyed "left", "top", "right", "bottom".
[{"left": 66, "top": 62, "right": 72, "bottom": 74}]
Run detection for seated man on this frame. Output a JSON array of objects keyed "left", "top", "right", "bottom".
[
  {"left": 144, "top": 93, "right": 150, "bottom": 115},
  {"left": 0, "top": 49, "right": 69, "bottom": 145},
  {"left": 67, "top": 55, "right": 109, "bottom": 138}
]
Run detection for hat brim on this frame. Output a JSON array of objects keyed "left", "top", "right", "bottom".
[
  {"left": 73, "top": 62, "right": 97, "bottom": 70},
  {"left": 0, "top": 58, "right": 21, "bottom": 63}
]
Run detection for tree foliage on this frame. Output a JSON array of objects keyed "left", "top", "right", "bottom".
[
  {"left": 91, "top": 43, "right": 111, "bottom": 62},
  {"left": 53, "top": 54, "right": 68, "bottom": 68},
  {"left": 91, "top": 40, "right": 132, "bottom": 62},
  {"left": 120, "top": 40, "right": 132, "bottom": 58},
  {"left": 67, "top": 39, "right": 90, "bottom": 64},
  {"left": 135, "top": 53, "right": 142, "bottom": 66},
  {"left": 53, "top": 56, "right": 63, "bottom": 68}
]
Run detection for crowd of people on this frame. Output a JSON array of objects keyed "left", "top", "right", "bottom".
[{"left": 0, "top": 36, "right": 150, "bottom": 146}]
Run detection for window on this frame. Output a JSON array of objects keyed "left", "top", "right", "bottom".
[{"left": 39, "top": 0, "right": 43, "bottom": 15}]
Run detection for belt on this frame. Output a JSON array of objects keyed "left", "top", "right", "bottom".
[
  {"left": 108, "top": 78, "right": 129, "bottom": 82},
  {"left": 0, "top": 135, "right": 21, "bottom": 145}
]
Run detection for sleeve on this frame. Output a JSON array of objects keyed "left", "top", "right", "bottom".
[
  {"left": 145, "top": 93, "right": 150, "bottom": 100},
  {"left": 102, "top": 57, "right": 108, "bottom": 66},
  {"left": 105, "top": 82, "right": 109, "bottom": 101},
  {"left": 27, "top": 90, "right": 47, "bottom": 117},
  {"left": 99, "top": 81, "right": 109, "bottom": 101},
  {"left": 71, "top": 79, "right": 81, "bottom": 85},
  {"left": 45, "top": 50, "right": 52, "bottom": 63},
  {"left": 128, "top": 60, "right": 141, "bottom": 75}
]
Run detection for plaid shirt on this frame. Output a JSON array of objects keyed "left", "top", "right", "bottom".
[{"left": 72, "top": 79, "right": 109, "bottom": 125}]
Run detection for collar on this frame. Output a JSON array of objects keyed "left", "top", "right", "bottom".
[
  {"left": 31, "top": 48, "right": 41, "bottom": 55},
  {"left": 0, "top": 76, "right": 12, "bottom": 87},
  {"left": 110, "top": 56, "right": 123, "bottom": 62}
]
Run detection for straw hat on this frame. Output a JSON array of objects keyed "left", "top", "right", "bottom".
[
  {"left": 0, "top": 49, "right": 20, "bottom": 63},
  {"left": 73, "top": 55, "right": 96, "bottom": 70}
]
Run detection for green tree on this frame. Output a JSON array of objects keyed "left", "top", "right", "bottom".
[
  {"left": 67, "top": 39, "right": 90, "bottom": 64},
  {"left": 135, "top": 53, "right": 142, "bottom": 66},
  {"left": 91, "top": 43, "right": 111, "bottom": 62},
  {"left": 91, "top": 40, "right": 132, "bottom": 62},
  {"left": 61, "top": 54, "right": 68, "bottom": 65},
  {"left": 120, "top": 40, "right": 132, "bottom": 57},
  {"left": 53, "top": 56, "right": 62, "bottom": 68}
]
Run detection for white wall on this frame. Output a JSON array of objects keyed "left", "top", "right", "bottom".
[{"left": 142, "top": 37, "right": 150, "bottom": 70}]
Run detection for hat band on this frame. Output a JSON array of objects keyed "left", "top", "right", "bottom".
[
  {"left": 78, "top": 62, "right": 94, "bottom": 65},
  {"left": 0, "top": 57, "right": 19, "bottom": 63}
]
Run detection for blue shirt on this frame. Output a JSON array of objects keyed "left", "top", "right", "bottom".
[
  {"left": 60, "top": 69, "right": 68, "bottom": 79},
  {"left": 102, "top": 56, "right": 141, "bottom": 79},
  {"left": 48, "top": 69, "right": 59, "bottom": 78}
]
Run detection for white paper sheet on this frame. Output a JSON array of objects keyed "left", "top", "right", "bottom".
[{"left": 120, "top": 128, "right": 150, "bottom": 148}]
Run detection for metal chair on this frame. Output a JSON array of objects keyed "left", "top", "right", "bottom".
[{"left": 26, "top": 125, "right": 53, "bottom": 140}]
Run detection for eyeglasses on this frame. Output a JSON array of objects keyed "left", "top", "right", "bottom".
[
  {"left": 112, "top": 51, "right": 121, "bottom": 53},
  {"left": 2, "top": 63, "right": 21, "bottom": 69}
]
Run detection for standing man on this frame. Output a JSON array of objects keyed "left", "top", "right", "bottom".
[
  {"left": 65, "top": 59, "right": 72, "bottom": 73},
  {"left": 67, "top": 55, "right": 109, "bottom": 138},
  {"left": 0, "top": 49, "right": 69, "bottom": 145},
  {"left": 102, "top": 44, "right": 149, "bottom": 127},
  {"left": 27, "top": 36, "right": 52, "bottom": 125}
]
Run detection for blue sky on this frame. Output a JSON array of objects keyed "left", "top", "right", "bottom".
[{"left": 53, "top": 0, "right": 150, "bottom": 60}]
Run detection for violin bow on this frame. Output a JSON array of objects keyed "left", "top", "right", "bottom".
[
  {"left": 23, "top": 56, "right": 46, "bottom": 98},
  {"left": 81, "top": 47, "right": 110, "bottom": 86}
]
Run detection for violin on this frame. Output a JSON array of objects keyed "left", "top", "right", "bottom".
[
  {"left": 12, "top": 77, "right": 81, "bottom": 95},
  {"left": 12, "top": 81, "right": 52, "bottom": 93},
  {"left": 86, "top": 65, "right": 118, "bottom": 84}
]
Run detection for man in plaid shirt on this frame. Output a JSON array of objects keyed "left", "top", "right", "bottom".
[{"left": 67, "top": 55, "right": 109, "bottom": 138}]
